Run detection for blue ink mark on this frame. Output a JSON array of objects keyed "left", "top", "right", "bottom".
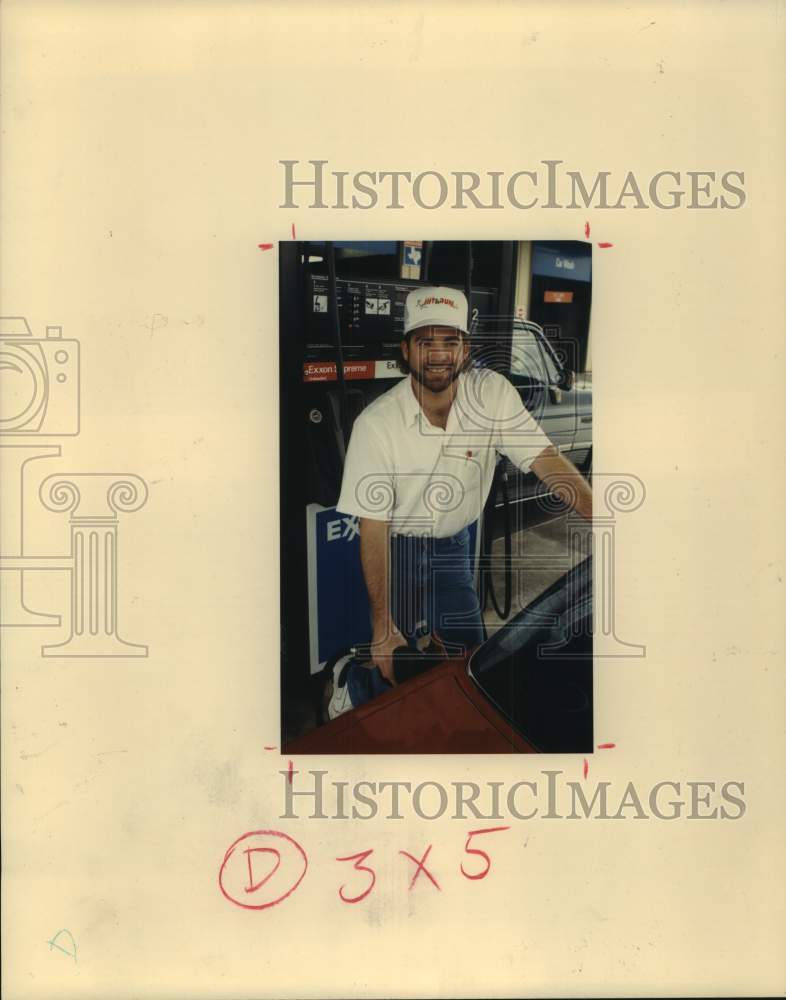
[{"left": 46, "top": 928, "right": 77, "bottom": 963}]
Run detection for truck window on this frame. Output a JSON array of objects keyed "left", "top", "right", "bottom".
[{"left": 510, "top": 326, "right": 560, "bottom": 385}]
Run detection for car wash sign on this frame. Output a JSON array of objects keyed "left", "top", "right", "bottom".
[
  {"left": 306, "top": 504, "right": 372, "bottom": 674},
  {"left": 532, "top": 243, "right": 592, "bottom": 283}
]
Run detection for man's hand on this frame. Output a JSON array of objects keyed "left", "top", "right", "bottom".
[
  {"left": 359, "top": 517, "right": 408, "bottom": 683},
  {"left": 369, "top": 622, "right": 407, "bottom": 685},
  {"left": 530, "top": 445, "right": 592, "bottom": 521}
]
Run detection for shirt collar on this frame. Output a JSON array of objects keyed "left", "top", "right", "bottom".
[
  {"left": 397, "top": 375, "right": 422, "bottom": 426},
  {"left": 397, "top": 372, "right": 467, "bottom": 427}
]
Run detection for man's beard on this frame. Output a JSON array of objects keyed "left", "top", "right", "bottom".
[{"left": 410, "top": 362, "right": 462, "bottom": 392}]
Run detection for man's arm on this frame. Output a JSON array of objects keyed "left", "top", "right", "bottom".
[
  {"left": 530, "top": 445, "right": 593, "bottom": 521},
  {"left": 359, "top": 517, "right": 406, "bottom": 684}
]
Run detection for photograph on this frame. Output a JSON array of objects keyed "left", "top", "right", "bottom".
[{"left": 279, "top": 239, "right": 594, "bottom": 753}]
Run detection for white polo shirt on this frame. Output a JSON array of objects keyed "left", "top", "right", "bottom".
[{"left": 336, "top": 368, "right": 552, "bottom": 538}]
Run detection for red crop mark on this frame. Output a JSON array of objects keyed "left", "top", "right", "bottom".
[
  {"left": 258, "top": 243, "right": 274, "bottom": 251},
  {"left": 584, "top": 221, "right": 590, "bottom": 238},
  {"left": 583, "top": 758, "right": 589, "bottom": 779},
  {"left": 218, "top": 830, "right": 308, "bottom": 911},
  {"left": 336, "top": 849, "right": 377, "bottom": 903},
  {"left": 460, "top": 826, "right": 510, "bottom": 881},
  {"left": 597, "top": 242, "right": 614, "bottom": 249},
  {"left": 263, "top": 745, "right": 277, "bottom": 751},
  {"left": 291, "top": 222, "right": 296, "bottom": 239},
  {"left": 287, "top": 759, "right": 295, "bottom": 784},
  {"left": 598, "top": 742, "right": 616, "bottom": 749},
  {"left": 399, "top": 844, "right": 441, "bottom": 892}
]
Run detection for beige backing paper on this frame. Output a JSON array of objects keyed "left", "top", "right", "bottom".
[{"left": 1, "top": 1, "right": 784, "bottom": 997}]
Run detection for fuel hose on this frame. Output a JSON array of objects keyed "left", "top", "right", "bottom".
[{"left": 325, "top": 241, "right": 350, "bottom": 449}]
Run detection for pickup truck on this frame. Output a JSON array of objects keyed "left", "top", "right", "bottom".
[{"left": 479, "top": 318, "right": 592, "bottom": 515}]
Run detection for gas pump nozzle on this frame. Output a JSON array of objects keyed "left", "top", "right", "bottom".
[
  {"left": 391, "top": 645, "right": 446, "bottom": 684},
  {"left": 349, "top": 642, "right": 447, "bottom": 683},
  {"left": 323, "top": 641, "right": 450, "bottom": 722}
]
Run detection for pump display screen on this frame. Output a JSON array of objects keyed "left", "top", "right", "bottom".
[{"left": 308, "top": 275, "right": 406, "bottom": 345}]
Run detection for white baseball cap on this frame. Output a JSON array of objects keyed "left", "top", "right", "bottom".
[{"left": 403, "top": 286, "right": 469, "bottom": 337}]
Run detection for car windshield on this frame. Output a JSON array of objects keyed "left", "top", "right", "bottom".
[
  {"left": 468, "top": 556, "right": 593, "bottom": 752},
  {"left": 509, "top": 323, "right": 561, "bottom": 384}
]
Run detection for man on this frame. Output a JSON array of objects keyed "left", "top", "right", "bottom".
[{"left": 336, "top": 285, "right": 592, "bottom": 695}]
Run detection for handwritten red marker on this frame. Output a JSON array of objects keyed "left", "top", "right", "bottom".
[
  {"left": 258, "top": 243, "right": 274, "bottom": 251},
  {"left": 584, "top": 221, "right": 590, "bottom": 238},
  {"left": 399, "top": 844, "right": 441, "bottom": 892},
  {"left": 291, "top": 223, "right": 296, "bottom": 239},
  {"left": 336, "top": 849, "right": 376, "bottom": 904},
  {"left": 218, "top": 829, "right": 308, "bottom": 911},
  {"left": 460, "top": 827, "right": 510, "bottom": 881},
  {"left": 263, "top": 745, "right": 277, "bottom": 751},
  {"left": 583, "top": 758, "right": 589, "bottom": 779},
  {"left": 597, "top": 742, "right": 616, "bottom": 749},
  {"left": 597, "top": 242, "right": 614, "bottom": 249},
  {"left": 287, "top": 759, "right": 295, "bottom": 784}
]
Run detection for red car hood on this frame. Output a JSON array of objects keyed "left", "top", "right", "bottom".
[{"left": 284, "top": 657, "right": 538, "bottom": 755}]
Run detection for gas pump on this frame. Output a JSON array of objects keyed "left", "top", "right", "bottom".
[{"left": 279, "top": 240, "right": 518, "bottom": 738}]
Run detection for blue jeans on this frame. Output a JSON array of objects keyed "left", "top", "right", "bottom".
[{"left": 347, "top": 527, "right": 484, "bottom": 706}]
